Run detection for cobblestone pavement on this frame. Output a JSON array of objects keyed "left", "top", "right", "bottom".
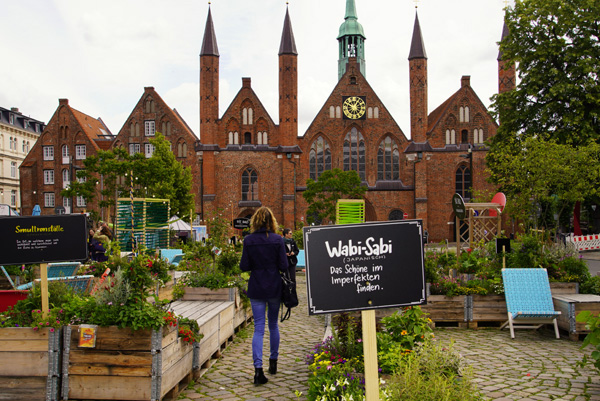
[{"left": 180, "top": 273, "right": 600, "bottom": 401}]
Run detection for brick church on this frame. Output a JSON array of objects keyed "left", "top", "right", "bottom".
[
  {"left": 19, "top": 0, "right": 515, "bottom": 243},
  {"left": 195, "top": 0, "right": 514, "bottom": 242}
]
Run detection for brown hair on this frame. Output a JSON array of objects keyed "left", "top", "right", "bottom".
[
  {"left": 250, "top": 207, "right": 278, "bottom": 236},
  {"left": 100, "top": 225, "right": 112, "bottom": 239}
]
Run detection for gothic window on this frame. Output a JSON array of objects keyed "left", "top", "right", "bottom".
[
  {"left": 473, "top": 128, "right": 484, "bottom": 144},
  {"left": 244, "top": 132, "right": 252, "bottom": 144},
  {"left": 456, "top": 165, "right": 472, "bottom": 200},
  {"left": 177, "top": 142, "right": 187, "bottom": 158},
  {"left": 242, "top": 108, "right": 247, "bottom": 125},
  {"left": 135, "top": 123, "right": 140, "bottom": 137},
  {"left": 145, "top": 98, "right": 155, "bottom": 113},
  {"left": 249, "top": 108, "right": 253, "bottom": 125},
  {"left": 343, "top": 127, "right": 366, "bottom": 180},
  {"left": 329, "top": 106, "right": 335, "bottom": 118},
  {"left": 309, "top": 136, "right": 331, "bottom": 181},
  {"left": 241, "top": 168, "right": 258, "bottom": 201},
  {"left": 262, "top": 132, "right": 268, "bottom": 145},
  {"left": 336, "top": 106, "right": 341, "bottom": 119},
  {"left": 374, "top": 107, "right": 379, "bottom": 119},
  {"left": 368, "top": 107, "right": 373, "bottom": 119},
  {"left": 377, "top": 136, "right": 400, "bottom": 180},
  {"left": 130, "top": 123, "right": 134, "bottom": 136},
  {"left": 459, "top": 106, "right": 470, "bottom": 123},
  {"left": 445, "top": 129, "right": 456, "bottom": 145}
]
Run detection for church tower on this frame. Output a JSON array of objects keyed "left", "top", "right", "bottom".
[
  {"left": 199, "top": 6, "right": 219, "bottom": 144},
  {"left": 278, "top": 7, "right": 298, "bottom": 146},
  {"left": 498, "top": 18, "right": 516, "bottom": 94},
  {"left": 337, "top": 0, "right": 366, "bottom": 80},
  {"left": 408, "top": 11, "right": 428, "bottom": 143}
]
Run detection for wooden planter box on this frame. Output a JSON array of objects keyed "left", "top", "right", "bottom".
[
  {"left": 62, "top": 325, "right": 196, "bottom": 400},
  {"left": 0, "top": 327, "right": 61, "bottom": 401},
  {"left": 421, "top": 295, "right": 468, "bottom": 325},
  {"left": 550, "top": 282, "right": 579, "bottom": 295},
  {"left": 469, "top": 295, "right": 507, "bottom": 324},
  {"left": 182, "top": 287, "right": 241, "bottom": 308},
  {"left": 552, "top": 294, "right": 600, "bottom": 340}
]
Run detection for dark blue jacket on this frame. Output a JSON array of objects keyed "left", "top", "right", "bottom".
[{"left": 240, "top": 228, "right": 288, "bottom": 299}]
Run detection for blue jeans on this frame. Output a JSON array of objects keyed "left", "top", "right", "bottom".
[{"left": 250, "top": 298, "right": 280, "bottom": 368}]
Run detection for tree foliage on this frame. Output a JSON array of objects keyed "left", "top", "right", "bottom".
[
  {"left": 487, "top": 0, "right": 600, "bottom": 227},
  {"left": 62, "top": 133, "right": 194, "bottom": 221},
  {"left": 490, "top": 0, "right": 600, "bottom": 146},
  {"left": 302, "top": 168, "right": 367, "bottom": 225}
]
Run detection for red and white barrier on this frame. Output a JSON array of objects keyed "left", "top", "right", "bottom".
[{"left": 567, "top": 234, "right": 600, "bottom": 251}]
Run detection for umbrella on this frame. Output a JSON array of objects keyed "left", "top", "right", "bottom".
[
  {"left": 32, "top": 204, "right": 41, "bottom": 216},
  {"left": 164, "top": 215, "right": 192, "bottom": 232}
]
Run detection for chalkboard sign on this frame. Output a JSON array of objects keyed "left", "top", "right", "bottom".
[
  {"left": 303, "top": 220, "right": 426, "bottom": 315},
  {"left": 0, "top": 214, "right": 88, "bottom": 265},
  {"left": 496, "top": 238, "right": 511, "bottom": 254}
]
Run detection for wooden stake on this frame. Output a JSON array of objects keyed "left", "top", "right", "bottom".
[
  {"left": 361, "top": 309, "right": 379, "bottom": 401},
  {"left": 40, "top": 263, "right": 49, "bottom": 319}
]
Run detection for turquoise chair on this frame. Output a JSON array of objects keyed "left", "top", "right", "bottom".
[
  {"left": 501, "top": 268, "right": 561, "bottom": 339},
  {"left": 17, "top": 275, "right": 93, "bottom": 294},
  {"left": 160, "top": 249, "right": 184, "bottom": 267},
  {"left": 16, "top": 262, "right": 82, "bottom": 290},
  {"left": 296, "top": 250, "right": 305, "bottom": 269}
]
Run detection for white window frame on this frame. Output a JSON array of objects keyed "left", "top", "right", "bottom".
[
  {"left": 10, "top": 190, "right": 17, "bottom": 207},
  {"left": 63, "top": 197, "right": 71, "bottom": 209},
  {"left": 62, "top": 169, "right": 70, "bottom": 188},
  {"left": 144, "top": 120, "right": 155, "bottom": 136},
  {"left": 75, "top": 145, "right": 86, "bottom": 160},
  {"left": 76, "top": 196, "right": 86, "bottom": 207},
  {"left": 44, "top": 169, "right": 54, "bottom": 185},
  {"left": 43, "top": 146, "right": 54, "bottom": 161},
  {"left": 129, "top": 143, "right": 141, "bottom": 155},
  {"left": 44, "top": 192, "right": 55, "bottom": 208},
  {"left": 144, "top": 143, "right": 155, "bottom": 158},
  {"left": 10, "top": 161, "right": 17, "bottom": 178}
]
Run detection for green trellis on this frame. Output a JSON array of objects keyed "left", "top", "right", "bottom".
[
  {"left": 116, "top": 198, "right": 170, "bottom": 252},
  {"left": 336, "top": 199, "right": 365, "bottom": 225}
]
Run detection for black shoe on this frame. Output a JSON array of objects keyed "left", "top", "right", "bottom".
[
  {"left": 254, "top": 368, "right": 268, "bottom": 385},
  {"left": 268, "top": 359, "right": 277, "bottom": 375}
]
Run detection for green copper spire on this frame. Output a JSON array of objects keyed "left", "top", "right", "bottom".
[{"left": 337, "top": 0, "right": 366, "bottom": 80}]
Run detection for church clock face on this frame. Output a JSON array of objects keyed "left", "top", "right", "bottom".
[{"left": 342, "top": 96, "right": 366, "bottom": 120}]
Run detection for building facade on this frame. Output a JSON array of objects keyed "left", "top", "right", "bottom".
[
  {"left": 195, "top": 1, "right": 515, "bottom": 242},
  {"left": 0, "top": 106, "right": 45, "bottom": 213}
]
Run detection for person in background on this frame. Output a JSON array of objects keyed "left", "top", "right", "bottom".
[
  {"left": 93, "top": 225, "right": 112, "bottom": 262},
  {"left": 283, "top": 228, "right": 299, "bottom": 283},
  {"left": 239, "top": 207, "right": 288, "bottom": 385}
]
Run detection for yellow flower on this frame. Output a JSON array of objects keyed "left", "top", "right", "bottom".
[{"left": 401, "top": 330, "right": 408, "bottom": 335}]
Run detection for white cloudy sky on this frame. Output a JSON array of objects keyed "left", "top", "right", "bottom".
[{"left": 1, "top": 0, "right": 510, "bottom": 140}]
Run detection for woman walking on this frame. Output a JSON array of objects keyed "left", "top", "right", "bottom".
[{"left": 240, "top": 207, "right": 288, "bottom": 385}]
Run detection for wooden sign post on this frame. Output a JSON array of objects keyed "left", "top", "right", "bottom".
[
  {"left": 304, "top": 200, "right": 426, "bottom": 401},
  {"left": 40, "top": 263, "right": 49, "bottom": 318}
]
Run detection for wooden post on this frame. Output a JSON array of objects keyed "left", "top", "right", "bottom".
[
  {"left": 468, "top": 209, "right": 474, "bottom": 249},
  {"left": 40, "top": 263, "right": 49, "bottom": 318},
  {"left": 455, "top": 216, "right": 461, "bottom": 257},
  {"left": 502, "top": 245, "right": 506, "bottom": 269},
  {"left": 361, "top": 309, "right": 379, "bottom": 401}
]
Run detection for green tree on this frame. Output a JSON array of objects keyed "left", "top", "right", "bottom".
[
  {"left": 490, "top": 0, "right": 600, "bottom": 147},
  {"left": 302, "top": 168, "right": 367, "bottom": 225},
  {"left": 487, "top": 0, "right": 600, "bottom": 228},
  {"left": 487, "top": 137, "right": 600, "bottom": 226},
  {"left": 63, "top": 133, "right": 194, "bottom": 221},
  {"left": 134, "top": 133, "right": 194, "bottom": 218}
]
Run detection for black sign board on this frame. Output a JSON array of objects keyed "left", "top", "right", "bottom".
[
  {"left": 233, "top": 218, "right": 250, "bottom": 229},
  {"left": 452, "top": 193, "right": 466, "bottom": 220},
  {"left": 0, "top": 214, "right": 88, "bottom": 265},
  {"left": 303, "top": 220, "right": 426, "bottom": 315},
  {"left": 496, "top": 238, "right": 511, "bottom": 254}
]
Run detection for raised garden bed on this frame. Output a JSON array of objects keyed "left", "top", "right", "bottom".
[
  {"left": 0, "top": 327, "right": 61, "bottom": 401},
  {"left": 553, "top": 294, "right": 600, "bottom": 341},
  {"left": 61, "top": 324, "right": 196, "bottom": 401}
]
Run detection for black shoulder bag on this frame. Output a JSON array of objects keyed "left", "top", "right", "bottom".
[{"left": 280, "top": 271, "right": 298, "bottom": 322}]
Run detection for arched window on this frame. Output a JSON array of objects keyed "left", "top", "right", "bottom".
[
  {"left": 377, "top": 136, "right": 400, "bottom": 180},
  {"left": 62, "top": 145, "right": 69, "bottom": 164},
  {"left": 336, "top": 106, "right": 341, "bottom": 119},
  {"left": 343, "top": 127, "right": 366, "bottom": 180},
  {"left": 456, "top": 165, "right": 472, "bottom": 200},
  {"left": 243, "top": 108, "right": 248, "bottom": 125},
  {"left": 244, "top": 132, "right": 252, "bottom": 144},
  {"left": 374, "top": 107, "right": 379, "bottom": 119},
  {"left": 473, "top": 128, "right": 484, "bottom": 144},
  {"left": 62, "top": 169, "right": 70, "bottom": 189},
  {"left": 262, "top": 132, "right": 268, "bottom": 145},
  {"left": 367, "top": 107, "right": 373, "bottom": 119},
  {"left": 446, "top": 129, "right": 456, "bottom": 145},
  {"left": 309, "top": 136, "right": 331, "bottom": 181},
  {"left": 388, "top": 210, "right": 405, "bottom": 220},
  {"left": 329, "top": 106, "right": 335, "bottom": 118},
  {"left": 461, "top": 130, "right": 468, "bottom": 144},
  {"left": 248, "top": 108, "right": 253, "bottom": 125},
  {"left": 241, "top": 168, "right": 258, "bottom": 201},
  {"left": 130, "top": 123, "right": 134, "bottom": 136}
]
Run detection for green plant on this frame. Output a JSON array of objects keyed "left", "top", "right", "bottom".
[
  {"left": 378, "top": 307, "right": 434, "bottom": 352},
  {"left": 577, "top": 311, "right": 600, "bottom": 371},
  {"left": 581, "top": 276, "right": 600, "bottom": 295},
  {"left": 386, "top": 341, "right": 482, "bottom": 400}
]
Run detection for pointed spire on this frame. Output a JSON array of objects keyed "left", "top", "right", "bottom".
[
  {"left": 497, "top": 19, "right": 509, "bottom": 61},
  {"left": 345, "top": 0, "right": 358, "bottom": 20},
  {"left": 408, "top": 11, "right": 427, "bottom": 60},
  {"left": 200, "top": 7, "right": 219, "bottom": 56},
  {"left": 279, "top": 7, "right": 298, "bottom": 55}
]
